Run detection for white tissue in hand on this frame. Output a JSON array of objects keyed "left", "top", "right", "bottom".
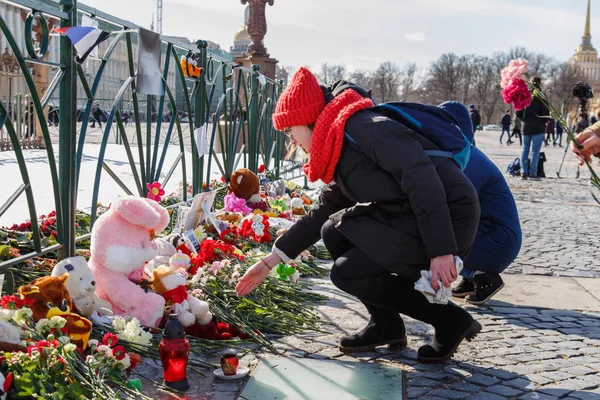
[{"left": 414, "top": 256, "right": 463, "bottom": 305}]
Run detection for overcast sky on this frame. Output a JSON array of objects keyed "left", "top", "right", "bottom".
[{"left": 80, "top": 0, "right": 592, "bottom": 71}]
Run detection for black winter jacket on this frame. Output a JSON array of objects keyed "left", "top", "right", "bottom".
[
  {"left": 274, "top": 110, "right": 481, "bottom": 280},
  {"left": 516, "top": 91, "right": 549, "bottom": 135}
]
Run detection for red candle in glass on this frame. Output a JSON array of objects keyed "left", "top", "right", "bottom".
[
  {"left": 220, "top": 353, "right": 239, "bottom": 376},
  {"left": 159, "top": 314, "right": 191, "bottom": 392}
]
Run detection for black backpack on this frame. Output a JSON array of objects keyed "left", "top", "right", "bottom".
[{"left": 507, "top": 158, "right": 521, "bottom": 176}]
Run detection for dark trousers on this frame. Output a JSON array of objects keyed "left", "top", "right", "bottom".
[
  {"left": 509, "top": 130, "right": 522, "bottom": 145},
  {"left": 500, "top": 128, "right": 510, "bottom": 144},
  {"left": 321, "top": 220, "right": 472, "bottom": 335}
]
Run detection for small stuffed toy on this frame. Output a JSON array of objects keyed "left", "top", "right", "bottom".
[
  {"left": 52, "top": 256, "right": 113, "bottom": 317},
  {"left": 18, "top": 274, "right": 92, "bottom": 349},
  {"left": 144, "top": 238, "right": 177, "bottom": 274},
  {"left": 180, "top": 51, "right": 203, "bottom": 78},
  {"left": 89, "top": 197, "right": 169, "bottom": 327},
  {"left": 216, "top": 211, "right": 242, "bottom": 225},
  {"left": 169, "top": 251, "right": 190, "bottom": 273},
  {"left": 229, "top": 168, "right": 262, "bottom": 204},
  {"left": 151, "top": 266, "right": 212, "bottom": 327}
]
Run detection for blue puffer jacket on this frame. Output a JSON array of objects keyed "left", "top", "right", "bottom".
[{"left": 439, "top": 101, "right": 522, "bottom": 262}]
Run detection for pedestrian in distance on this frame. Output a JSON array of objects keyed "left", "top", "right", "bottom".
[
  {"left": 555, "top": 121, "right": 563, "bottom": 147},
  {"left": 515, "top": 76, "right": 549, "bottom": 181},
  {"left": 236, "top": 68, "right": 482, "bottom": 363},
  {"left": 469, "top": 104, "right": 481, "bottom": 146},
  {"left": 439, "top": 102, "right": 522, "bottom": 305},
  {"left": 90, "top": 101, "right": 103, "bottom": 128},
  {"left": 544, "top": 118, "right": 555, "bottom": 147},
  {"left": 500, "top": 109, "right": 512, "bottom": 145},
  {"left": 508, "top": 116, "right": 522, "bottom": 146}
]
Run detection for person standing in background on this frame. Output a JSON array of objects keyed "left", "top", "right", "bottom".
[
  {"left": 516, "top": 76, "right": 549, "bottom": 181},
  {"left": 544, "top": 118, "right": 555, "bottom": 147},
  {"left": 469, "top": 104, "right": 481, "bottom": 146},
  {"left": 500, "top": 110, "right": 512, "bottom": 145}
]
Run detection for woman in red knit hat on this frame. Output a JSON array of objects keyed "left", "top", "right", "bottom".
[{"left": 236, "top": 67, "right": 481, "bottom": 363}]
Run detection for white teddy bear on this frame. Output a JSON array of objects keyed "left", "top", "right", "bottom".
[
  {"left": 151, "top": 266, "right": 212, "bottom": 327},
  {"left": 52, "top": 257, "right": 113, "bottom": 317}
]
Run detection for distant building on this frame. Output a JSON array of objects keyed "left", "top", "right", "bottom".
[
  {"left": 569, "top": 0, "right": 600, "bottom": 109},
  {"left": 230, "top": 6, "right": 251, "bottom": 59}
]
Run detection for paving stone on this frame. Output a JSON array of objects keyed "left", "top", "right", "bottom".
[
  {"left": 469, "top": 393, "right": 507, "bottom": 400},
  {"left": 505, "top": 377, "right": 538, "bottom": 390},
  {"left": 407, "top": 386, "right": 430, "bottom": 399},
  {"left": 409, "top": 377, "right": 440, "bottom": 387},
  {"left": 467, "top": 373, "right": 501, "bottom": 386},
  {"left": 448, "top": 381, "right": 481, "bottom": 393},
  {"left": 569, "top": 389, "right": 600, "bottom": 400},
  {"left": 485, "top": 384, "right": 524, "bottom": 397},
  {"left": 518, "top": 393, "right": 560, "bottom": 400},
  {"left": 482, "top": 369, "right": 520, "bottom": 380},
  {"left": 426, "top": 389, "right": 471, "bottom": 399},
  {"left": 561, "top": 365, "right": 598, "bottom": 375},
  {"left": 540, "top": 371, "right": 575, "bottom": 381},
  {"left": 422, "top": 370, "right": 460, "bottom": 383},
  {"left": 522, "top": 373, "right": 553, "bottom": 386}
]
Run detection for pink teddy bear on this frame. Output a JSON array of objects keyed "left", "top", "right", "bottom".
[{"left": 89, "top": 197, "right": 169, "bottom": 327}]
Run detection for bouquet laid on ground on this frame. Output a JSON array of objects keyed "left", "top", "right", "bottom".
[
  {"left": 501, "top": 58, "right": 600, "bottom": 202},
  {"left": 0, "top": 296, "right": 148, "bottom": 399}
]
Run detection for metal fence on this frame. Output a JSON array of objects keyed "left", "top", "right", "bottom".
[{"left": 0, "top": 0, "right": 284, "bottom": 281}]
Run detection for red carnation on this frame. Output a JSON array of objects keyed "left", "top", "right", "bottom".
[
  {"left": 102, "top": 332, "right": 119, "bottom": 347},
  {"left": 502, "top": 78, "right": 532, "bottom": 111},
  {"left": 112, "top": 345, "right": 126, "bottom": 360},
  {"left": 258, "top": 164, "right": 265, "bottom": 173}
]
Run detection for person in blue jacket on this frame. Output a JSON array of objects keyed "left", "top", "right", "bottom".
[{"left": 439, "top": 101, "right": 522, "bottom": 304}]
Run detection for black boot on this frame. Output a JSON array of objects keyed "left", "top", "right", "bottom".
[
  {"left": 339, "top": 302, "right": 407, "bottom": 353},
  {"left": 417, "top": 302, "right": 482, "bottom": 363},
  {"left": 466, "top": 273, "right": 504, "bottom": 305},
  {"left": 452, "top": 277, "right": 474, "bottom": 298},
  {"left": 337, "top": 274, "right": 480, "bottom": 362}
]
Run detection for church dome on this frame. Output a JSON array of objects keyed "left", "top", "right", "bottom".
[{"left": 234, "top": 25, "right": 250, "bottom": 42}]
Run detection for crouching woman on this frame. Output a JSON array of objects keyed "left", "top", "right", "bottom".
[{"left": 236, "top": 68, "right": 481, "bottom": 363}]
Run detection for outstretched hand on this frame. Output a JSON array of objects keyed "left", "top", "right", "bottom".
[
  {"left": 430, "top": 254, "right": 457, "bottom": 291},
  {"left": 236, "top": 253, "right": 281, "bottom": 297}
]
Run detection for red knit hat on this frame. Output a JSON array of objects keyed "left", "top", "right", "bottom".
[{"left": 272, "top": 67, "right": 325, "bottom": 130}]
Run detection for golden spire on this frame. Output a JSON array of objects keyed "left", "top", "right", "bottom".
[{"left": 585, "top": 0, "right": 592, "bottom": 37}]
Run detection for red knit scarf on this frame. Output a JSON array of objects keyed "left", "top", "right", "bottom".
[{"left": 303, "top": 89, "right": 374, "bottom": 184}]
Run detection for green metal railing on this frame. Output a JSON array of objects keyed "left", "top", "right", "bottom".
[{"left": 0, "top": 0, "right": 284, "bottom": 292}]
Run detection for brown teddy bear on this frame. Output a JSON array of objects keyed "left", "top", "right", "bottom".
[
  {"left": 18, "top": 273, "right": 92, "bottom": 349},
  {"left": 229, "top": 168, "right": 262, "bottom": 204}
]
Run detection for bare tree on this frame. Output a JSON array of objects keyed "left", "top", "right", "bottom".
[
  {"left": 399, "top": 62, "right": 419, "bottom": 101},
  {"left": 315, "top": 63, "right": 347, "bottom": 86},
  {"left": 426, "top": 53, "right": 471, "bottom": 105},
  {"left": 372, "top": 61, "right": 402, "bottom": 103},
  {"left": 349, "top": 69, "right": 374, "bottom": 92},
  {"left": 469, "top": 56, "right": 502, "bottom": 124}
]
